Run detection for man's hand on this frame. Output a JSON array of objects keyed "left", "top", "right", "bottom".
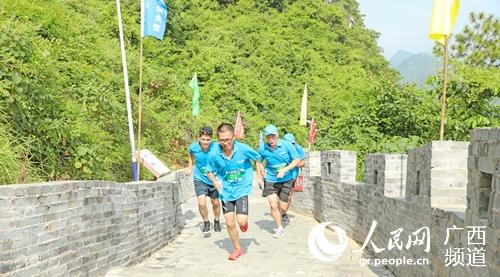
[
  {"left": 213, "top": 180, "right": 222, "bottom": 191},
  {"left": 277, "top": 168, "right": 287, "bottom": 178},
  {"left": 257, "top": 178, "right": 264, "bottom": 190},
  {"left": 184, "top": 167, "right": 193, "bottom": 176}
]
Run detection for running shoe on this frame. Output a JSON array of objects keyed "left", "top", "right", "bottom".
[
  {"left": 202, "top": 221, "right": 211, "bottom": 233},
  {"left": 214, "top": 220, "right": 221, "bottom": 232},
  {"left": 228, "top": 248, "right": 243, "bottom": 260},
  {"left": 273, "top": 226, "right": 285, "bottom": 238},
  {"left": 240, "top": 223, "right": 248, "bottom": 232},
  {"left": 282, "top": 214, "right": 290, "bottom": 224}
]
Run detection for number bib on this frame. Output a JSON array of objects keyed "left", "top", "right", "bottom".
[{"left": 225, "top": 169, "right": 244, "bottom": 183}]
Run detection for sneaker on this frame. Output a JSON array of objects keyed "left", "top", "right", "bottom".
[
  {"left": 273, "top": 226, "right": 285, "bottom": 238},
  {"left": 214, "top": 220, "right": 221, "bottom": 232},
  {"left": 228, "top": 248, "right": 243, "bottom": 260},
  {"left": 240, "top": 223, "right": 248, "bottom": 232},
  {"left": 202, "top": 221, "right": 211, "bottom": 233},
  {"left": 282, "top": 214, "right": 290, "bottom": 224}
]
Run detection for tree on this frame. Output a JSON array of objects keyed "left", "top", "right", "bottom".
[
  {"left": 451, "top": 12, "right": 499, "bottom": 67},
  {"left": 430, "top": 12, "right": 500, "bottom": 141}
]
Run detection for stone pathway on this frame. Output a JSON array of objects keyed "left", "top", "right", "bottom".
[{"left": 106, "top": 186, "right": 394, "bottom": 277}]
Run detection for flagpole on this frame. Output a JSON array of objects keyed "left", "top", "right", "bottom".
[
  {"left": 439, "top": 35, "right": 448, "bottom": 141},
  {"left": 137, "top": 0, "right": 145, "bottom": 180},
  {"left": 116, "top": 0, "right": 138, "bottom": 181}
]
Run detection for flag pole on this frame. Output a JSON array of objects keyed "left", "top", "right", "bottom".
[
  {"left": 137, "top": 0, "right": 145, "bottom": 180},
  {"left": 439, "top": 35, "right": 448, "bottom": 141},
  {"left": 116, "top": 0, "right": 138, "bottom": 181}
]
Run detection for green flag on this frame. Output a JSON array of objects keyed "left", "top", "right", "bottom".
[{"left": 189, "top": 72, "right": 200, "bottom": 116}]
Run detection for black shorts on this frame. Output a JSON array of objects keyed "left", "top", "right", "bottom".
[
  {"left": 262, "top": 179, "right": 295, "bottom": 202},
  {"left": 194, "top": 180, "right": 219, "bottom": 199},
  {"left": 222, "top": 196, "right": 248, "bottom": 215}
]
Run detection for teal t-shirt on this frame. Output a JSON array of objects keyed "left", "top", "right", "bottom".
[
  {"left": 206, "top": 141, "right": 261, "bottom": 201},
  {"left": 189, "top": 141, "right": 217, "bottom": 185},
  {"left": 259, "top": 139, "right": 299, "bottom": 183}
]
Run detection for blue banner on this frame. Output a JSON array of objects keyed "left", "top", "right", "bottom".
[{"left": 143, "top": 0, "right": 168, "bottom": 40}]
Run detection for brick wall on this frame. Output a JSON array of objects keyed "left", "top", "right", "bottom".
[
  {"left": 0, "top": 180, "right": 185, "bottom": 276},
  {"left": 291, "top": 127, "right": 500, "bottom": 276}
]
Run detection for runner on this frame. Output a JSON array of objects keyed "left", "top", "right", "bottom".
[
  {"left": 206, "top": 123, "right": 263, "bottom": 260},
  {"left": 281, "top": 133, "right": 306, "bottom": 223},
  {"left": 258, "top": 124, "right": 300, "bottom": 238},
  {"left": 186, "top": 126, "right": 221, "bottom": 233}
]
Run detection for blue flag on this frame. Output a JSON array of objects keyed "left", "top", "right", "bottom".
[{"left": 142, "top": 0, "right": 168, "bottom": 40}]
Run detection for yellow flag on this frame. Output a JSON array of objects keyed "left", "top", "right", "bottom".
[
  {"left": 299, "top": 84, "right": 308, "bottom": 126},
  {"left": 429, "top": 0, "right": 460, "bottom": 44}
]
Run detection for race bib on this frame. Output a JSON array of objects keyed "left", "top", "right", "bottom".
[{"left": 225, "top": 169, "right": 244, "bottom": 183}]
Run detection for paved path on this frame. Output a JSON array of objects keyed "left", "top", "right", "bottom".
[{"left": 106, "top": 186, "right": 394, "bottom": 277}]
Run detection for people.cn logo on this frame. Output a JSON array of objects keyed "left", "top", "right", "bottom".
[{"left": 308, "top": 222, "right": 348, "bottom": 261}]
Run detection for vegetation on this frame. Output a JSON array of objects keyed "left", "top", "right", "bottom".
[{"left": 0, "top": 0, "right": 497, "bottom": 183}]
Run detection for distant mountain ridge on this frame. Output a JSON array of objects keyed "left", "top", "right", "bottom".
[
  {"left": 390, "top": 50, "right": 440, "bottom": 87},
  {"left": 390, "top": 50, "right": 414, "bottom": 68}
]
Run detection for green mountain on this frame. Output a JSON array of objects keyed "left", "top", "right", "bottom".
[
  {"left": 391, "top": 51, "right": 440, "bottom": 87},
  {"left": 389, "top": 49, "right": 414, "bottom": 68}
]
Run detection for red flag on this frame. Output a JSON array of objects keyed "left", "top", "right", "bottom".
[
  {"left": 234, "top": 112, "right": 244, "bottom": 139},
  {"left": 308, "top": 118, "right": 317, "bottom": 145}
]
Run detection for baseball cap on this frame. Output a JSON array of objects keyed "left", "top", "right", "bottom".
[
  {"left": 283, "top": 133, "right": 296, "bottom": 144},
  {"left": 264, "top": 124, "right": 279, "bottom": 136}
]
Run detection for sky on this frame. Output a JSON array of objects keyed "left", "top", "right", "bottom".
[{"left": 357, "top": 0, "right": 500, "bottom": 59}]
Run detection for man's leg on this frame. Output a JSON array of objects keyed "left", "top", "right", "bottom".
[
  {"left": 283, "top": 189, "right": 293, "bottom": 214},
  {"left": 195, "top": 181, "right": 212, "bottom": 233},
  {"left": 210, "top": 197, "right": 222, "bottom": 232},
  {"left": 197, "top": 195, "right": 209, "bottom": 221},
  {"left": 279, "top": 199, "right": 289, "bottom": 217},
  {"left": 279, "top": 180, "right": 294, "bottom": 225},
  {"left": 224, "top": 211, "right": 241, "bottom": 250},
  {"left": 267, "top": 194, "right": 282, "bottom": 228},
  {"left": 211, "top": 198, "right": 221, "bottom": 219},
  {"left": 208, "top": 188, "right": 221, "bottom": 221},
  {"left": 194, "top": 181, "right": 210, "bottom": 221},
  {"left": 197, "top": 195, "right": 211, "bottom": 233},
  {"left": 223, "top": 203, "right": 243, "bottom": 260},
  {"left": 235, "top": 196, "right": 249, "bottom": 232}
]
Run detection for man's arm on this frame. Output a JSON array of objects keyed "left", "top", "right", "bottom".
[
  {"left": 206, "top": 154, "right": 221, "bottom": 190},
  {"left": 297, "top": 160, "right": 305, "bottom": 168},
  {"left": 297, "top": 145, "right": 306, "bottom": 168},
  {"left": 186, "top": 149, "right": 194, "bottom": 175},
  {"left": 277, "top": 158, "right": 300, "bottom": 178},
  {"left": 206, "top": 172, "right": 221, "bottom": 190},
  {"left": 255, "top": 161, "right": 264, "bottom": 188}
]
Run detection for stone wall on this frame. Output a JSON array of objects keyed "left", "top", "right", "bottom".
[
  {"left": 291, "top": 128, "right": 499, "bottom": 277},
  {"left": 0, "top": 180, "right": 185, "bottom": 277},
  {"left": 158, "top": 170, "right": 195, "bottom": 203}
]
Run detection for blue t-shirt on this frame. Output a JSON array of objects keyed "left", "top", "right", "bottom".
[
  {"left": 189, "top": 141, "right": 217, "bottom": 185},
  {"left": 291, "top": 144, "right": 305, "bottom": 179},
  {"left": 206, "top": 141, "right": 261, "bottom": 201},
  {"left": 259, "top": 139, "right": 299, "bottom": 183}
]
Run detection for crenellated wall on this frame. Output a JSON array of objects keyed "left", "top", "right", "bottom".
[{"left": 291, "top": 128, "right": 499, "bottom": 277}]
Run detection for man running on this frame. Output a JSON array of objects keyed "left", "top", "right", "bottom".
[
  {"left": 258, "top": 124, "right": 300, "bottom": 238},
  {"left": 282, "top": 133, "right": 305, "bottom": 223},
  {"left": 186, "top": 126, "right": 221, "bottom": 233},
  {"left": 206, "top": 123, "right": 263, "bottom": 260}
]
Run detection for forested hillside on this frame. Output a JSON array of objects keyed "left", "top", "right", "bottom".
[{"left": 0, "top": 1, "right": 497, "bottom": 183}]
